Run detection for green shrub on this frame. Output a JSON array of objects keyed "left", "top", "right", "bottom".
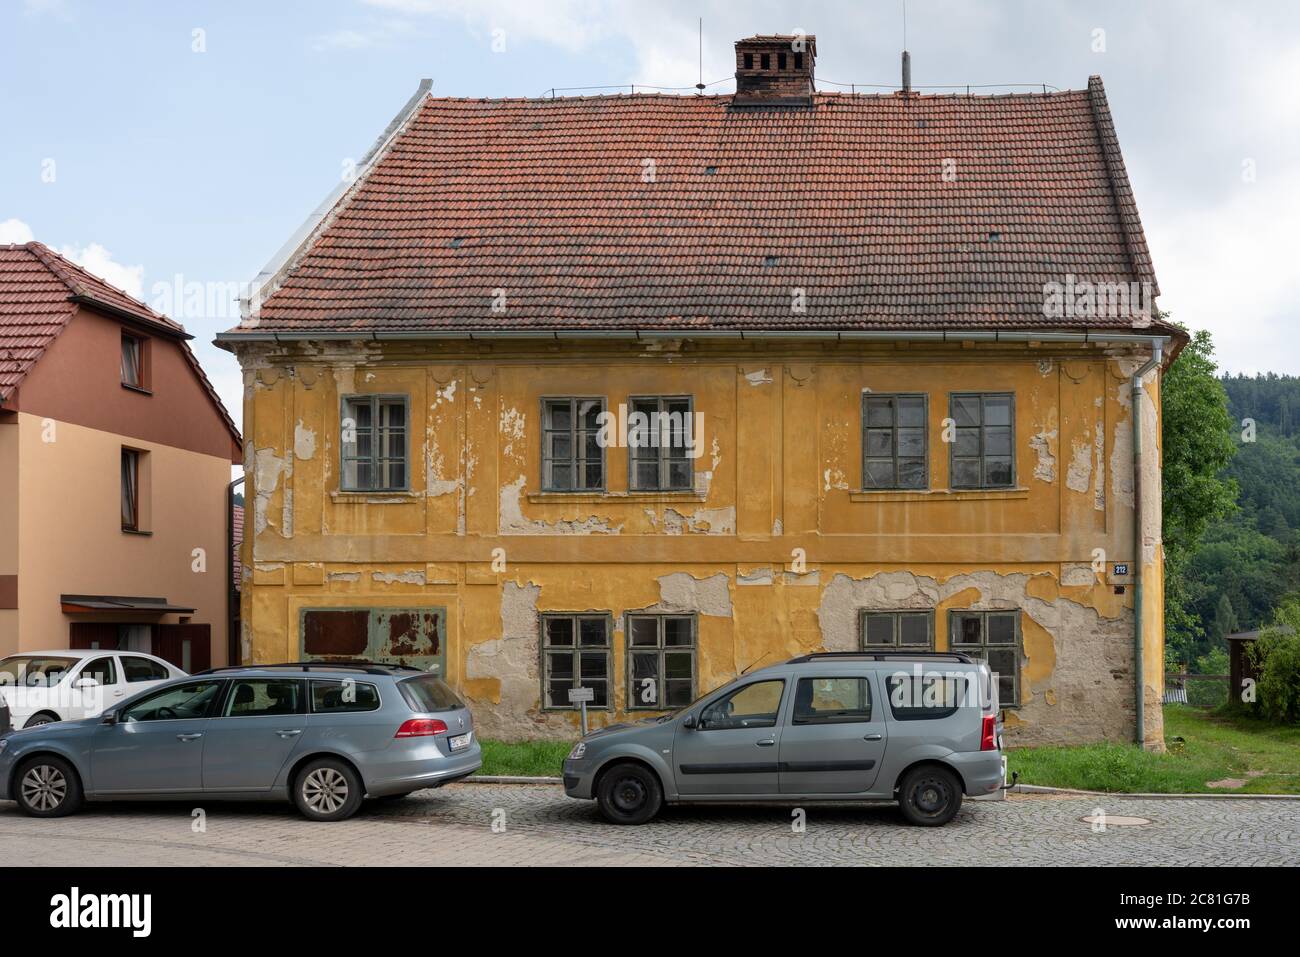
[{"left": 1249, "top": 631, "right": 1300, "bottom": 724}]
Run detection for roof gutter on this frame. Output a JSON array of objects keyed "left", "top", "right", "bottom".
[{"left": 215, "top": 327, "right": 1176, "bottom": 355}]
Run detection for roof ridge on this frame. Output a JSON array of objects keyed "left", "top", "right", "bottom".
[{"left": 1086, "top": 75, "right": 1159, "bottom": 297}]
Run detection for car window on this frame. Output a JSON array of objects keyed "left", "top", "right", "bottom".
[
  {"left": 121, "top": 656, "right": 170, "bottom": 682},
  {"left": 0, "top": 656, "right": 78, "bottom": 687},
  {"left": 120, "top": 680, "right": 223, "bottom": 722},
  {"left": 397, "top": 674, "right": 464, "bottom": 712},
  {"left": 223, "top": 679, "right": 305, "bottom": 717},
  {"left": 884, "top": 672, "right": 969, "bottom": 721},
  {"left": 793, "top": 677, "right": 873, "bottom": 724},
  {"left": 79, "top": 656, "right": 118, "bottom": 685},
  {"left": 310, "top": 679, "right": 380, "bottom": 713},
  {"left": 698, "top": 679, "right": 784, "bottom": 730}
]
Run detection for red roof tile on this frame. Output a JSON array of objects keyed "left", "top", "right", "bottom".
[
  {"left": 0, "top": 242, "right": 240, "bottom": 444},
  {"left": 232, "top": 78, "right": 1171, "bottom": 338}
]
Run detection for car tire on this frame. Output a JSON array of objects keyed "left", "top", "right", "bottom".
[
  {"left": 23, "top": 712, "right": 58, "bottom": 729},
  {"left": 14, "top": 755, "right": 83, "bottom": 818},
  {"left": 595, "top": 762, "right": 663, "bottom": 825},
  {"left": 292, "top": 758, "right": 364, "bottom": 822},
  {"left": 898, "top": 765, "right": 963, "bottom": 826}
]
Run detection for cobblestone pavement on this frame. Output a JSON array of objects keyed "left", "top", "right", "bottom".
[{"left": 2, "top": 785, "right": 1297, "bottom": 866}]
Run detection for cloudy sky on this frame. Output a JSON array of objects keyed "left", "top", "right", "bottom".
[{"left": 3, "top": 0, "right": 1298, "bottom": 430}]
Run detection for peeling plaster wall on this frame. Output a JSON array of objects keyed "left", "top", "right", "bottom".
[{"left": 233, "top": 342, "right": 1167, "bottom": 746}]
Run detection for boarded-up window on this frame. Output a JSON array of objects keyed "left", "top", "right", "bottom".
[{"left": 302, "top": 609, "right": 369, "bottom": 658}]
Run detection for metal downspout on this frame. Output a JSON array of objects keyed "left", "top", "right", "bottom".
[
  {"left": 1131, "top": 342, "right": 1163, "bottom": 747},
  {"left": 228, "top": 475, "right": 245, "bottom": 666}
]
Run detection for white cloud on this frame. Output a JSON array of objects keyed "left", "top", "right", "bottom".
[
  {"left": 58, "top": 242, "right": 146, "bottom": 300},
  {"left": 0, "top": 218, "right": 36, "bottom": 244},
  {"left": 309, "top": 19, "right": 417, "bottom": 52}
]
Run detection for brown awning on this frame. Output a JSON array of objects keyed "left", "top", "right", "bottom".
[{"left": 60, "top": 594, "right": 195, "bottom": 614}]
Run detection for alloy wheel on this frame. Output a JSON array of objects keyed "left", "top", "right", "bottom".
[
  {"left": 21, "top": 764, "right": 67, "bottom": 812},
  {"left": 302, "top": 767, "right": 350, "bottom": 814}
]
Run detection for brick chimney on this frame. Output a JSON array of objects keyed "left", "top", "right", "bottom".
[{"left": 733, "top": 34, "right": 816, "bottom": 106}]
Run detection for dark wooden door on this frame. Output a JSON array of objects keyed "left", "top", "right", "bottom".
[
  {"left": 154, "top": 624, "right": 212, "bottom": 673},
  {"left": 68, "top": 622, "right": 121, "bottom": 650}
]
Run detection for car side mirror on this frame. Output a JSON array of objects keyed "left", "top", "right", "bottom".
[
  {"left": 100, "top": 710, "right": 117, "bottom": 725},
  {"left": 682, "top": 713, "right": 697, "bottom": 730},
  {"left": 74, "top": 677, "right": 99, "bottom": 690}
]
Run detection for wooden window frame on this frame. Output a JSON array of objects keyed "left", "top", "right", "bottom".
[
  {"left": 340, "top": 394, "right": 410, "bottom": 492},
  {"left": 948, "top": 392, "right": 1016, "bottom": 489},
  {"left": 539, "top": 613, "right": 613, "bottom": 711},
  {"left": 625, "top": 613, "right": 697, "bottom": 711},
  {"left": 948, "top": 609, "right": 1022, "bottom": 707},
  {"left": 121, "top": 447, "right": 141, "bottom": 532},
  {"left": 120, "top": 331, "right": 149, "bottom": 393},
  {"left": 540, "top": 397, "right": 606, "bottom": 493},
  {"left": 627, "top": 395, "right": 694, "bottom": 492},
  {"left": 859, "top": 609, "right": 936, "bottom": 650},
  {"left": 861, "top": 393, "right": 928, "bottom": 490}
]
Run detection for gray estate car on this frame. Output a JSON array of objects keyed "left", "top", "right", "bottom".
[
  {"left": 564, "top": 652, "right": 1005, "bottom": 826},
  {"left": 0, "top": 661, "right": 481, "bottom": 822}
]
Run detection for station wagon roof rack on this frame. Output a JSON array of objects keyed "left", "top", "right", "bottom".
[
  {"left": 197, "top": 660, "right": 426, "bottom": 676},
  {"left": 786, "top": 651, "right": 977, "bottom": 665}
]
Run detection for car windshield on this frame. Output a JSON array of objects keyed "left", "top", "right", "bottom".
[
  {"left": 0, "top": 656, "right": 78, "bottom": 687},
  {"left": 397, "top": 673, "right": 465, "bottom": 712}
]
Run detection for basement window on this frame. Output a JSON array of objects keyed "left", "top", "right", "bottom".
[
  {"left": 861, "top": 610, "right": 934, "bottom": 649},
  {"left": 341, "top": 395, "right": 409, "bottom": 492},
  {"left": 628, "top": 395, "right": 693, "bottom": 491},
  {"left": 627, "top": 614, "right": 696, "bottom": 710},
  {"left": 541, "top": 614, "right": 611, "bottom": 710},
  {"left": 950, "top": 610, "right": 1021, "bottom": 706},
  {"left": 542, "top": 397, "right": 605, "bottom": 491},
  {"left": 949, "top": 392, "right": 1015, "bottom": 489}
]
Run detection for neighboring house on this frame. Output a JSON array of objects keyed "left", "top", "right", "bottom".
[
  {"left": 218, "top": 35, "right": 1183, "bottom": 747},
  {"left": 0, "top": 242, "right": 242, "bottom": 670}
]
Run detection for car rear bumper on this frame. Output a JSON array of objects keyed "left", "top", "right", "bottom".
[
  {"left": 948, "top": 750, "right": 1006, "bottom": 796},
  {"left": 364, "top": 739, "right": 483, "bottom": 797}
]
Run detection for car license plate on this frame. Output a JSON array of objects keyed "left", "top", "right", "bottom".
[{"left": 449, "top": 732, "right": 472, "bottom": 752}]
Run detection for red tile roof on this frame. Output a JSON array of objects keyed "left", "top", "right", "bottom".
[
  {"left": 230, "top": 78, "right": 1173, "bottom": 338},
  {"left": 0, "top": 242, "right": 240, "bottom": 443}
]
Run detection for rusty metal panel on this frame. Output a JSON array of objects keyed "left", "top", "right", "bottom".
[
  {"left": 299, "top": 607, "right": 446, "bottom": 675},
  {"left": 302, "top": 609, "right": 369, "bottom": 658}
]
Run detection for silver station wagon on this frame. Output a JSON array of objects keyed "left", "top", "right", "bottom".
[
  {"left": 563, "top": 652, "right": 1005, "bottom": 826},
  {"left": 0, "top": 661, "right": 481, "bottom": 822}
]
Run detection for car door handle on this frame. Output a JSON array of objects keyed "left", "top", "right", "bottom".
[
  {"left": 756, "top": 739, "right": 776, "bottom": 747},
  {"left": 112, "top": 690, "right": 125, "bottom": 697},
  {"left": 276, "top": 729, "right": 303, "bottom": 738},
  {"left": 863, "top": 733, "right": 883, "bottom": 741},
  {"left": 176, "top": 733, "right": 203, "bottom": 741}
]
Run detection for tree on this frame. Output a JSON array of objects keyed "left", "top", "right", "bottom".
[
  {"left": 1210, "top": 593, "right": 1238, "bottom": 645},
  {"left": 1161, "top": 327, "right": 1238, "bottom": 661}
]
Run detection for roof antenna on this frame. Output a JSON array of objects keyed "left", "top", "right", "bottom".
[
  {"left": 696, "top": 17, "right": 705, "bottom": 92},
  {"left": 901, "top": 0, "right": 912, "bottom": 94}
]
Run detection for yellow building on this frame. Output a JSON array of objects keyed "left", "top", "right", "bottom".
[{"left": 218, "top": 36, "right": 1183, "bottom": 748}]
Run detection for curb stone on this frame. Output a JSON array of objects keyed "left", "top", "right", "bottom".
[
  {"left": 1012, "top": 783, "right": 1300, "bottom": 800},
  {"left": 465, "top": 776, "right": 1300, "bottom": 799}
]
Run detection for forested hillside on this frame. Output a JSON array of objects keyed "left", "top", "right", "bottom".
[{"left": 1168, "top": 371, "right": 1300, "bottom": 670}]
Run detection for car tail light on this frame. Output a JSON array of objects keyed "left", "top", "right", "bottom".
[
  {"left": 980, "top": 713, "right": 997, "bottom": 751},
  {"left": 395, "top": 718, "right": 448, "bottom": 738}
]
